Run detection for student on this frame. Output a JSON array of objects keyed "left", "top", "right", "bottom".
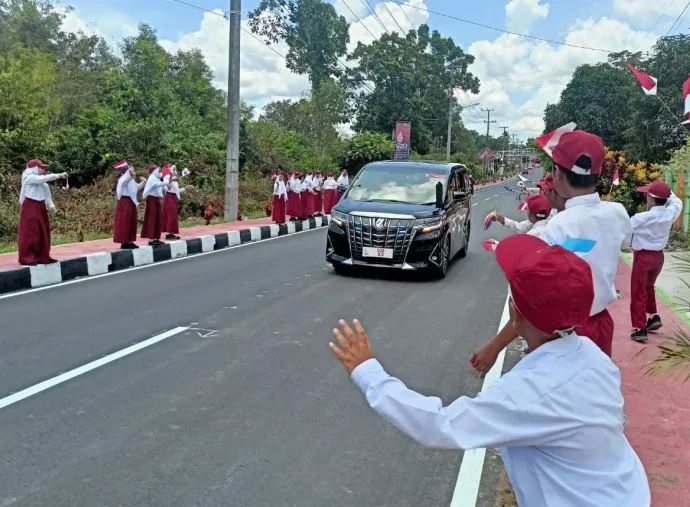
[
  {"left": 323, "top": 173, "right": 338, "bottom": 214},
  {"left": 471, "top": 130, "right": 631, "bottom": 371},
  {"left": 489, "top": 193, "right": 551, "bottom": 237},
  {"left": 161, "top": 164, "right": 192, "bottom": 240},
  {"left": 17, "top": 159, "right": 68, "bottom": 265},
  {"left": 113, "top": 160, "right": 145, "bottom": 249},
  {"left": 272, "top": 172, "right": 288, "bottom": 224},
  {"left": 141, "top": 164, "right": 169, "bottom": 246},
  {"left": 336, "top": 170, "right": 349, "bottom": 202},
  {"left": 629, "top": 181, "right": 683, "bottom": 342},
  {"left": 286, "top": 172, "right": 302, "bottom": 222},
  {"left": 537, "top": 174, "right": 566, "bottom": 215},
  {"left": 330, "top": 234, "right": 650, "bottom": 507},
  {"left": 313, "top": 171, "right": 324, "bottom": 216},
  {"left": 299, "top": 173, "right": 314, "bottom": 219}
]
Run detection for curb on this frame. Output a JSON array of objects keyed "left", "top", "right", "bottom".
[{"left": 0, "top": 216, "right": 330, "bottom": 296}]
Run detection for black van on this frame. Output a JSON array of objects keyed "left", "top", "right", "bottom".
[{"left": 326, "top": 161, "right": 472, "bottom": 278}]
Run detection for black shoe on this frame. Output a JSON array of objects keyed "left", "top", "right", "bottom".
[
  {"left": 149, "top": 240, "right": 165, "bottom": 247},
  {"left": 121, "top": 242, "right": 139, "bottom": 249},
  {"left": 165, "top": 234, "right": 180, "bottom": 240},
  {"left": 646, "top": 314, "right": 662, "bottom": 332},
  {"left": 630, "top": 328, "right": 648, "bottom": 342}
]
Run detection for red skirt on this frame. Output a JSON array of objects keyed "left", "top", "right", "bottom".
[
  {"left": 18, "top": 198, "right": 52, "bottom": 265},
  {"left": 162, "top": 193, "right": 180, "bottom": 234},
  {"left": 113, "top": 198, "right": 138, "bottom": 244},
  {"left": 141, "top": 195, "right": 162, "bottom": 240},
  {"left": 323, "top": 189, "right": 337, "bottom": 214},
  {"left": 575, "top": 309, "right": 614, "bottom": 357},
  {"left": 287, "top": 191, "right": 302, "bottom": 218},
  {"left": 314, "top": 191, "right": 323, "bottom": 214},
  {"left": 272, "top": 195, "right": 286, "bottom": 224},
  {"left": 301, "top": 192, "right": 314, "bottom": 217}
]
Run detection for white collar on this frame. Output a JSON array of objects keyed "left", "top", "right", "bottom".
[
  {"left": 565, "top": 192, "right": 600, "bottom": 209},
  {"left": 514, "top": 333, "right": 581, "bottom": 371}
]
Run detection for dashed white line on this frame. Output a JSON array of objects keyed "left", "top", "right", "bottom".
[
  {"left": 472, "top": 202, "right": 479, "bottom": 207},
  {"left": 0, "top": 326, "right": 189, "bottom": 410},
  {"left": 449, "top": 294, "right": 510, "bottom": 507}
]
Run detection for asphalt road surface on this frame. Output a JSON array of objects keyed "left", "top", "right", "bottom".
[{"left": 0, "top": 178, "right": 530, "bottom": 507}]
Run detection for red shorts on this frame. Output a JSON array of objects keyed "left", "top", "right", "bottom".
[{"left": 575, "top": 309, "right": 614, "bottom": 357}]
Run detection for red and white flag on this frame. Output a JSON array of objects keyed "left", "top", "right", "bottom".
[
  {"left": 626, "top": 64, "right": 657, "bottom": 96},
  {"left": 683, "top": 77, "right": 690, "bottom": 123},
  {"left": 612, "top": 169, "right": 620, "bottom": 186},
  {"left": 535, "top": 122, "right": 576, "bottom": 157}
]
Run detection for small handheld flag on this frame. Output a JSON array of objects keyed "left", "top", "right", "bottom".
[
  {"left": 518, "top": 200, "right": 528, "bottom": 211},
  {"left": 683, "top": 76, "right": 690, "bottom": 124},
  {"left": 181, "top": 167, "right": 191, "bottom": 178},
  {"left": 535, "top": 122, "right": 576, "bottom": 156},
  {"left": 558, "top": 238, "right": 596, "bottom": 253},
  {"left": 483, "top": 210, "right": 496, "bottom": 230},
  {"left": 482, "top": 239, "right": 499, "bottom": 252},
  {"left": 626, "top": 64, "right": 657, "bottom": 96},
  {"left": 612, "top": 169, "right": 620, "bottom": 186}
]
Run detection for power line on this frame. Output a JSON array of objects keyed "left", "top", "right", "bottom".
[
  {"left": 390, "top": 0, "right": 615, "bottom": 53},
  {"left": 665, "top": 0, "right": 690, "bottom": 35},
  {"left": 649, "top": 0, "right": 679, "bottom": 32},
  {"left": 397, "top": 1, "right": 416, "bottom": 28},
  {"left": 361, "top": 0, "right": 390, "bottom": 34},
  {"left": 380, "top": 0, "right": 407, "bottom": 34},
  {"left": 165, "top": 0, "right": 227, "bottom": 18},
  {"left": 341, "top": 0, "right": 377, "bottom": 39}
]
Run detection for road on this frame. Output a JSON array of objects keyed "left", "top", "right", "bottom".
[{"left": 0, "top": 180, "right": 526, "bottom": 507}]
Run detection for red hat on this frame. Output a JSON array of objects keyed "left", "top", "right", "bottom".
[
  {"left": 537, "top": 175, "right": 555, "bottom": 191},
  {"left": 147, "top": 164, "right": 159, "bottom": 174},
  {"left": 525, "top": 194, "right": 550, "bottom": 218},
  {"left": 26, "top": 159, "right": 49, "bottom": 169},
  {"left": 637, "top": 180, "right": 671, "bottom": 199},
  {"left": 550, "top": 130, "right": 605, "bottom": 175},
  {"left": 161, "top": 164, "right": 172, "bottom": 178},
  {"left": 495, "top": 235, "right": 593, "bottom": 334}
]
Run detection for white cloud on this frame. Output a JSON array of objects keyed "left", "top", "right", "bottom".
[
  {"left": 613, "top": 0, "right": 686, "bottom": 21},
  {"left": 346, "top": 0, "right": 428, "bottom": 51},
  {"left": 58, "top": 5, "right": 138, "bottom": 43},
  {"left": 505, "top": 0, "right": 549, "bottom": 33},
  {"left": 161, "top": 11, "right": 310, "bottom": 104},
  {"left": 464, "top": 16, "right": 657, "bottom": 140}
]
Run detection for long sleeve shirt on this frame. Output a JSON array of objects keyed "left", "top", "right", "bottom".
[
  {"left": 142, "top": 172, "right": 168, "bottom": 199},
  {"left": 116, "top": 172, "right": 144, "bottom": 206},
  {"left": 351, "top": 334, "right": 650, "bottom": 507},
  {"left": 540, "top": 193, "right": 632, "bottom": 315},
  {"left": 166, "top": 181, "right": 186, "bottom": 199},
  {"left": 19, "top": 170, "right": 59, "bottom": 208},
  {"left": 630, "top": 192, "right": 683, "bottom": 251}
]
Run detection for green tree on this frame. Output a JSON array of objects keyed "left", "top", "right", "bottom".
[
  {"left": 248, "top": 0, "right": 349, "bottom": 89},
  {"left": 337, "top": 131, "right": 394, "bottom": 174},
  {"left": 347, "top": 25, "right": 479, "bottom": 154}
]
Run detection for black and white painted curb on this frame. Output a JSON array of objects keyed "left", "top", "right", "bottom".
[
  {"left": 0, "top": 216, "right": 330, "bottom": 296},
  {"left": 475, "top": 175, "right": 518, "bottom": 191}
]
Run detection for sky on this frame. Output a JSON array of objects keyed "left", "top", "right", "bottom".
[{"left": 55, "top": 0, "right": 689, "bottom": 141}]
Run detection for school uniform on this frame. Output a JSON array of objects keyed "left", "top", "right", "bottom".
[
  {"left": 141, "top": 166, "right": 168, "bottom": 242},
  {"left": 18, "top": 161, "right": 60, "bottom": 265},
  {"left": 629, "top": 185, "right": 683, "bottom": 331},
  {"left": 349, "top": 235, "right": 650, "bottom": 507},
  {"left": 286, "top": 176, "right": 302, "bottom": 219},
  {"left": 272, "top": 178, "right": 287, "bottom": 224},
  {"left": 113, "top": 161, "right": 144, "bottom": 247},
  {"left": 323, "top": 176, "right": 338, "bottom": 214}
]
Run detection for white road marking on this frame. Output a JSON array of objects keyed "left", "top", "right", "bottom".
[
  {"left": 0, "top": 326, "right": 189, "bottom": 410},
  {"left": 449, "top": 294, "right": 510, "bottom": 507},
  {"left": 0, "top": 227, "right": 324, "bottom": 301},
  {"left": 484, "top": 198, "right": 491, "bottom": 201},
  {"left": 472, "top": 203, "right": 479, "bottom": 207}
]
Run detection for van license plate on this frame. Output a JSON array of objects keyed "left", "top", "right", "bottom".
[{"left": 362, "top": 247, "right": 393, "bottom": 259}]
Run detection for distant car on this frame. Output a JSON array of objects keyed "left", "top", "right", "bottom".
[
  {"left": 521, "top": 169, "right": 529, "bottom": 175},
  {"left": 326, "top": 160, "right": 473, "bottom": 278}
]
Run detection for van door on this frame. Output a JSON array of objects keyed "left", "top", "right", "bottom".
[{"left": 445, "top": 169, "right": 462, "bottom": 257}]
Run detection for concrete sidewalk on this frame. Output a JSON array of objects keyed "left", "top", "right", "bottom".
[{"left": 611, "top": 255, "right": 690, "bottom": 506}]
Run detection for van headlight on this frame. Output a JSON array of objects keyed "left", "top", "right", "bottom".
[
  {"left": 331, "top": 209, "right": 348, "bottom": 228},
  {"left": 414, "top": 217, "right": 443, "bottom": 234}
]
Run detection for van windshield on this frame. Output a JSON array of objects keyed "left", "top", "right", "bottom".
[{"left": 346, "top": 165, "right": 448, "bottom": 205}]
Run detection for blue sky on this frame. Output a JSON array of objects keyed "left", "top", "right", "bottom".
[{"left": 57, "top": 0, "right": 689, "bottom": 139}]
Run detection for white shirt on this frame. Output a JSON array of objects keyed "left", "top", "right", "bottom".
[
  {"left": 19, "top": 169, "right": 58, "bottom": 208},
  {"left": 273, "top": 179, "right": 287, "bottom": 199},
  {"left": 288, "top": 178, "right": 301, "bottom": 194},
  {"left": 323, "top": 177, "right": 337, "bottom": 190},
  {"left": 116, "top": 172, "right": 144, "bottom": 206},
  {"left": 166, "top": 180, "right": 186, "bottom": 199},
  {"left": 142, "top": 170, "right": 168, "bottom": 198},
  {"left": 351, "top": 335, "right": 650, "bottom": 507},
  {"left": 337, "top": 174, "right": 349, "bottom": 187},
  {"left": 630, "top": 192, "right": 683, "bottom": 251},
  {"left": 540, "top": 193, "right": 631, "bottom": 315}
]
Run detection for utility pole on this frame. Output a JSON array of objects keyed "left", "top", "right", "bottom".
[
  {"left": 482, "top": 108, "right": 496, "bottom": 175},
  {"left": 224, "top": 0, "right": 241, "bottom": 221},
  {"left": 499, "top": 126, "right": 508, "bottom": 175}
]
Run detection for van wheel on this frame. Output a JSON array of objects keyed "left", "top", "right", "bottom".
[{"left": 431, "top": 236, "right": 450, "bottom": 279}]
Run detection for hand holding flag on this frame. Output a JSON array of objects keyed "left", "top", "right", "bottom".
[{"left": 483, "top": 209, "right": 497, "bottom": 230}]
